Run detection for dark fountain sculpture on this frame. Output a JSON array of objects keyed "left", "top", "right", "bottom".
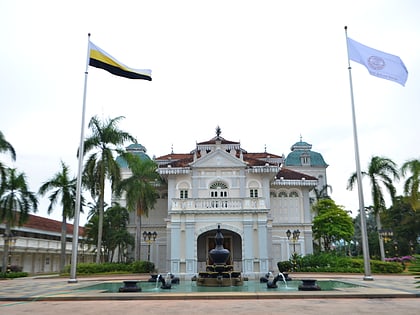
[{"left": 197, "top": 225, "right": 243, "bottom": 287}]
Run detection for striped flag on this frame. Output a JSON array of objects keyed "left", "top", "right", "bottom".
[
  {"left": 89, "top": 41, "right": 152, "bottom": 81},
  {"left": 347, "top": 37, "right": 407, "bottom": 86}
]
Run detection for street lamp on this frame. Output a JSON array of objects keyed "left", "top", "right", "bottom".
[
  {"left": 286, "top": 229, "right": 300, "bottom": 271},
  {"left": 143, "top": 231, "right": 157, "bottom": 261},
  {"left": 379, "top": 229, "right": 393, "bottom": 259}
]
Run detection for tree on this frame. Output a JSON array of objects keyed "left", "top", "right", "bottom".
[
  {"left": 401, "top": 159, "right": 420, "bottom": 211},
  {"left": 85, "top": 203, "right": 134, "bottom": 262},
  {"left": 81, "top": 115, "right": 136, "bottom": 263},
  {"left": 115, "top": 154, "right": 159, "bottom": 261},
  {"left": 312, "top": 199, "right": 354, "bottom": 252},
  {"left": 0, "top": 131, "right": 16, "bottom": 181},
  {"left": 313, "top": 184, "right": 333, "bottom": 203},
  {"left": 347, "top": 155, "right": 400, "bottom": 261},
  {"left": 38, "top": 161, "right": 78, "bottom": 272},
  {"left": 382, "top": 196, "right": 420, "bottom": 257},
  {"left": 0, "top": 168, "right": 38, "bottom": 272}
]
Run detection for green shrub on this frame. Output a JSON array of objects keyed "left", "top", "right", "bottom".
[
  {"left": 278, "top": 252, "right": 404, "bottom": 274},
  {"left": 63, "top": 261, "right": 155, "bottom": 275},
  {"left": 277, "top": 261, "right": 292, "bottom": 273},
  {"left": 0, "top": 271, "right": 28, "bottom": 279},
  {"left": 408, "top": 255, "right": 420, "bottom": 288},
  {"left": 130, "top": 260, "right": 155, "bottom": 273}
]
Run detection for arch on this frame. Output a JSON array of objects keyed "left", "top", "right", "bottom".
[
  {"left": 209, "top": 181, "right": 228, "bottom": 189},
  {"left": 247, "top": 179, "right": 261, "bottom": 189},
  {"left": 289, "top": 191, "right": 300, "bottom": 198},
  {"left": 176, "top": 181, "right": 191, "bottom": 190},
  {"left": 278, "top": 190, "right": 288, "bottom": 198},
  {"left": 196, "top": 225, "right": 243, "bottom": 270}
]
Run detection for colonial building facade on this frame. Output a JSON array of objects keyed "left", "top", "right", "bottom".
[
  {"left": 116, "top": 129, "right": 328, "bottom": 279},
  {"left": 0, "top": 214, "right": 93, "bottom": 274}
]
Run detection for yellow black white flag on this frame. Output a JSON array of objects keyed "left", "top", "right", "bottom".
[{"left": 89, "top": 41, "right": 152, "bottom": 81}]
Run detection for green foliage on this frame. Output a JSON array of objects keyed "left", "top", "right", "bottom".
[
  {"left": 130, "top": 260, "right": 155, "bottom": 273},
  {"left": 0, "top": 271, "right": 28, "bottom": 279},
  {"left": 277, "top": 260, "right": 293, "bottom": 273},
  {"left": 284, "top": 252, "right": 404, "bottom": 273},
  {"left": 63, "top": 261, "right": 155, "bottom": 275},
  {"left": 408, "top": 255, "right": 420, "bottom": 288},
  {"left": 312, "top": 199, "right": 354, "bottom": 251}
]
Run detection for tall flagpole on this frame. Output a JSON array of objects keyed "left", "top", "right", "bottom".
[
  {"left": 344, "top": 26, "right": 373, "bottom": 281},
  {"left": 69, "top": 33, "right": 91, "bottom": 283}
]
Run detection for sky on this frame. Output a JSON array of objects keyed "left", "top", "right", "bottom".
[{"left": 1, "top": 0, "right": 419, "bottom": 226}]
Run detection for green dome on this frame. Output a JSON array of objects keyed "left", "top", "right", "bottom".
[
  {"left": 116, "top": 143, "right": 150, "bottom": 168},
  {"left": 284, "top": 140, "right": 328, "bottom": 167}
]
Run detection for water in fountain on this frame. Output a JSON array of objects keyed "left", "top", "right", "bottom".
[
  {"left": 266, "top": 272, "right": 289, "bottom": 289},
  {"left": 197, "top": 225, "right": 243, "bottom": 287},
  {"left": 156, "top": 274, "right": 161, "bottom": 288}
]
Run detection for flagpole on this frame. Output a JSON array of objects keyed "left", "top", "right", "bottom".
[
  {"left": 344, "top": 26, "right": 373, "bottom": 281},
  {"left": 69, "top": 33, "right": 91, "bottom": 283}
]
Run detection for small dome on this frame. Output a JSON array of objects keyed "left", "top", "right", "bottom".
[
  {"left": 116, "top": 143, "right": 150, "bottom": 168},
  {"left": 284, "top": 138, "right": 328, "bottom": 167}
]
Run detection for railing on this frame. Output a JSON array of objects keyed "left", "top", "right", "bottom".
[{"left": 171, "top": 198, "right": 267, "bottom": 211}]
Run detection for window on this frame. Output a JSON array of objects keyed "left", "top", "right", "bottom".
[
  {"left": 289, "top": 191, "right": 299, "bottom": 198},
  {"left": 278, "top": 191, "right": 288, "bottom": 198},
  {"left": 210, "top": 181, "right": 228, "bottom": 208},
  {"left": 210, "top": 181, "right": 228, "bottom": 197},
  {"left": 300, "top": 153, "right": 311, "bottom": 166},
  {"left": 250, "top": 189, "right": 258, "bottom": 198},
  {"left": 180, "top": 190, "right": 188, "bottom": 199}
]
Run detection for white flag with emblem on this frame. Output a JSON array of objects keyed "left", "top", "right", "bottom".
[{"left": 347, "top": 37, "right": 408, "bottom": 86}]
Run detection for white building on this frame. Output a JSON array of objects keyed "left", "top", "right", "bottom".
[
  {"left": 0, "top": 214, "right": 93, "bottom": 274},
  {"left": 116, "top": 128, "right": 328, "bottom": 279}
]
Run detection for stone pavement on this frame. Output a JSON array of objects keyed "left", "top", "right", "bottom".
[{"left": 0, "top": 273, "right": 419, "bottom": 315}]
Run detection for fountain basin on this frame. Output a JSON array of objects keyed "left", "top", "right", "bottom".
[
  {"left": 298, "top": 279, "right": 321, "bottom": 291},
  {"left": 82, "top": 279, "right": 359, "bottom": 293}
]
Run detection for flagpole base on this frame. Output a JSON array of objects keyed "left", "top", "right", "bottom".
[
  {"left": 68, "top": 278, "right": 78, "bottom": 283},
  {"left": 363, "top": 275, "right": 374, "bottom": 281}
]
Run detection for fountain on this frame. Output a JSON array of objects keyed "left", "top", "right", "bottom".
[
  {"left": 196, "top": 225, "right": 243, "bottom": 287},
  {"left": 119, "top": 280, "right": 141, "bottom": 292},
  {"left": 265, "top": 272, "right": 288, "bottom": 289}
]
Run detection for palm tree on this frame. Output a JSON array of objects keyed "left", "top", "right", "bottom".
[
  {"left": 347, "top": 156, "right": 399, "bottom": 261},
  {"left": 81, "top": 115, "right": 136, "bottom": 263},
  {"left": 401, "top": 159, "right": 420, "bottom": 211},
  {"left": 38, "top": 161, "right": 78, "bottom": 272},
  {"left": 0, "top": 131, "right": 16, "bottom": 180},
  {"left": 0, "top": 168, "right": 38, "bottom": 273},
  {"left": 115, "top": 154, "right": 159, "bottom": 261},
  {"left": 312, "top": 184, "right": 333, "bottom": 204}
]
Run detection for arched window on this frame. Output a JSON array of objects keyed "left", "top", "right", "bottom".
[
  {"left": 210, "top": 181, "right": 228, "bottom": 198},
  {"left": 178, "top": 182, "right": 190, "bottom": 199},
  {"left": 278, "top": 191, "right": 288, "bottom": 198},
  {"left": 289, "top": 191, "right": 299, "bottom": 198}
]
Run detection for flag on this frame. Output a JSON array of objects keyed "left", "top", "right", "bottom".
[
  {"left": 89, "top": 41, "right": 152, "bottom": 81},
  {"left": 347, "top": 37, "right": 407, "bottom": 86}
]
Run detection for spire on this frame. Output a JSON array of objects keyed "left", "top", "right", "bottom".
[{"left": 215, "top": 125, "right": 222, "bottom": 139}]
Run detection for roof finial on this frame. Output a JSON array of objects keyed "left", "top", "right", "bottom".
[
  {"left": 264, "top": 144, "right": 267, "bottom": 153},
  {"left": 171, "top": 144, "right": 174, "bottom": 154},
  {"left": 300, "top": 134, "right": 303, "bottom": 142},
  {"left": 216, "top": 125, "right": 221, "bottom": 139}
]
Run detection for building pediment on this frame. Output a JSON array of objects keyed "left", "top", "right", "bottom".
[{"left": 191, "top": 148, "right": 247, "bottom": 169}]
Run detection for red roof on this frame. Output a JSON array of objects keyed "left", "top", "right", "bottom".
[
  {"left": 276, "top": 168, "right": 317, "bottom": 180},
  {"left": 16, "top": 213, "right": 84, "bottom": 236}
]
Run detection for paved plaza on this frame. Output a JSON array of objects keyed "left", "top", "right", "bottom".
[{"left": 0, "top": 273, "right": 419, "bottom": 314}]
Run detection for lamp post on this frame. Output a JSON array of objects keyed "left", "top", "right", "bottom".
[
  {"left": 143, "top": 231, "right": 157, "bottom": 261},
  {"left": 378, "top": 229, "right": 393, "bottom": 259},
  {"left": 286, "top": 229, "right": 300, "bottom": 271}
]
